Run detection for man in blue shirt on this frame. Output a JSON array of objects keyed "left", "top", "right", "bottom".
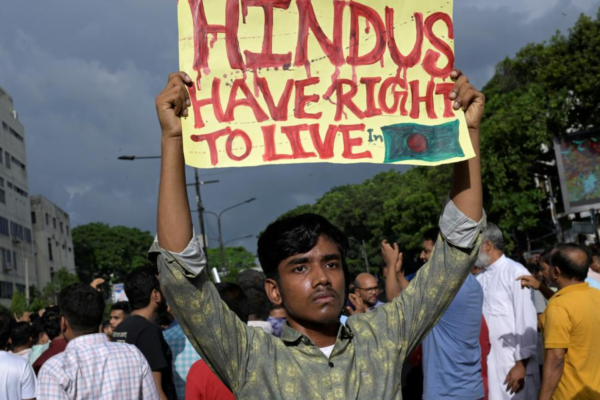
[{"left": 421, "top": 227, "right": 485, "bottom": 400}]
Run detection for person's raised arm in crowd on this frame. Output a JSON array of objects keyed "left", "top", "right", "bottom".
[{"left": 381, "top": 240, "right": 408, "bottom": 302}]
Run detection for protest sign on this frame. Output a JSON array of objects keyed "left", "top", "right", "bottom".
[{"left": 178, "top": 0, "right": 474, "bottom": 168}]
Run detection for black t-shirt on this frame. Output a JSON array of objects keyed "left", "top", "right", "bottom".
[{"left": 113, "top": 315, "right": 177, "bottom": 400}]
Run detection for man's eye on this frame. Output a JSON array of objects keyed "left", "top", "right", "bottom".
[
  {"left": 325, "top": 262, "right": 339, "bottom": 269},
  {"left": 294, "top": 265, "right": 307, "bottom": 273}
]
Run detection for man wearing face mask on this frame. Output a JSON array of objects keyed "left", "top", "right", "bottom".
[
  {"left": 474, "top": 223, "right": 539, "bottom": 400},
  {"left": 113, "top": 266, "right": 176, "bottom": 400}
]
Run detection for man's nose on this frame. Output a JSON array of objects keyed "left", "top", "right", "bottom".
[{"left": 312, "top": 264, "right": 331, "bottom": 286}]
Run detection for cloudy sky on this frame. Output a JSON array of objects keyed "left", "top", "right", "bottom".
[{"left": 0, "top": 0, "right": 598, "bottom": 255}]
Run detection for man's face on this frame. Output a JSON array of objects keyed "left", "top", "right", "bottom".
[
  {"left": 420, "top": 239, "right": 435, "bottom": 264},
  {"left": 354, "top": 275, "right": 379, "bottom": 308},
  {"left": 476, "top": 241, "right": 492, "bottom": 267},
  {"left": 540, "top": 261, "right": 556, "bottom": 287},
  {"left": 270, "top": 236, "right": 346, "bottom": 326},
  {"left": 109, "top": 310, "right": 126, "bottom": 330}
]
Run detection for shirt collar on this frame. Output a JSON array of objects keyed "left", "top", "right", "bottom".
[
  {"left": 66, "top": 333, "right": 109, "bottom": 348},
  {"left": 554, "top": 282, "right": 589, "bottom": 297},
  {"left": 485, "top": 254, "right": 506, "bottom": 270},
  {"left": 280, "top": 321, "right": 354, "bottom": 345}
]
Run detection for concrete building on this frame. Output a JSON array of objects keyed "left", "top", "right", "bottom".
[
  {"left": 0, "top": 85, "right": 36, "bottom": 309},
  {"left": 30, "top": 195, "right": 76, "bottom": 291}
]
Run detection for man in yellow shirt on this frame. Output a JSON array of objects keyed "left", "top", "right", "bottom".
[{"left": 539, "top": 243, "right": 600, "bottom": 400}]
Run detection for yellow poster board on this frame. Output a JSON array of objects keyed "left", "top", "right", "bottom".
[{"left": 178, "top": 0, "right": 473, "bottom": 168}]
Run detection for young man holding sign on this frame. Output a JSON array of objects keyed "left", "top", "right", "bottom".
[{"left": 152, "top": 68, "right": 485, "bottom": 399}]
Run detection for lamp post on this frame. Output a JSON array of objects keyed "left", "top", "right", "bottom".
[
  {"left": 204, "top": 198, "right": 256, "bottom": 272},
  {"left": 349, "top": 237, "right": 370, "bottom": 274},
  {"left": 117, "top": 155, "right": 218, "bottom": 261}
]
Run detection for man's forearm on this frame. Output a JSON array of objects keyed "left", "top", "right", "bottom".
[
  {"left": 157, "top": 137, "right": 193, "bottom": 253},
  {"left": 385, "top": 270, "right": 403, "bottom": 302},
  {"left": 450, "top": 128, "right": 482, "bottom": 222},
  {"left": 539, "top": 353, "right": 564, "bottom": 400},
  {"left": 539, "top": 283, "right": 555, "bottom": 301}
]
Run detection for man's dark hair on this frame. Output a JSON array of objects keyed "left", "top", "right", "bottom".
[
  {"left": 101, "top": 320, "right": 111, "bottom": 332},
  {"left": 245, "top": 288, "right": 271, "bottom": 321},
  {"left": 59, "top": 283, "right": 105, "bottom": 335},
  {"left": 216, "top": 282, "right": 249, "bottom": 323},
  {"left": 422, "top": 227, "right": 440, "bottom": 244},
  {"left": 236, "top": 269, "right": 266, "bottom": 291},
  {"left": 539, "top": 247, "right": 554, "bottom": 265},
  {"left": 31, "top": 318, "right": 46, "bottom": 345},
  {"left": 10, "top": 321, "right": 33, "bottom": 347},
  {"left": 0, "top": 312, "right": 13, "bottom": 349},
  {"left": 526, "top": 262, "right": 541, "bottom": 275},
  {"left": 257, "top": 213, "right": 349, "bottom": 281},
  {"left": 42, "top": 306, "right": 62, "bottom": 340},
  {"left": 550, "top": 243, "right": 592, "bottom": 282},
  {"left": 111, "top": 301, "right": 131, "bottom": 315},
  {"left": 124, "top": 266, "right": 161, "bottom": 311}
]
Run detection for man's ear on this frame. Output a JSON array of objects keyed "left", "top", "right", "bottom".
[
  {"left": 60, "top": 316, "right": 69, "bottom": 334},
  {"left": 551, "top": 265, "right": 562, "bottom": 280},
  {"left": 152, "top": 289, "right": 162, "bottom": 304},
  {"left": 265, "top": 278, "right": 282, "bottom": 306}
]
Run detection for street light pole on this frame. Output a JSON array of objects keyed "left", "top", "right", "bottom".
[{"left": 204, "top": 197, "right": 256, "bottom": 272}]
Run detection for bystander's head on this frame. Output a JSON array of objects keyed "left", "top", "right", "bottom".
[
  {"left": 101, "top": 321, "right": 112, "bottom": 336},
  {"left": 0, "top": 312, "right": 13, "bottom": 350},
  {"left": 543, "top": 243, "right": 592, "bottom": 289},
  {"left": 42, "top": 306, "right": 62, "bottom": 341},
  {"left": 476, "top": 222, "right": 505, "bottom": 267},
  {"left": 258, "top": 213, "right": 349, "bottom": 327},
  {"left": 59, "top": 283, "right": 105, "bottom": 342},
  {"left": 236, "top": 270, "right": 266, "bottom": 292},
  {"left": 109, "top": 301, "right": 131, "bottom": 331},
  {"left": 124, "top": 266, "right": 167, "bottom": 314},
  {"left": 420, "top": 227, "right": 440, "bottom": 264},
  {"left": 589, "top": 245, "right": 600, "bottom": 273},
  {"left": 216, "top": 282, "right": 249, "bottom": 323},
  {"left": 354, "top": 273, "right": 380, "bottom": 309},
  {"left": 10, "top": 322, "right": 34, "bottom": 353},
  {"left": 31, "top": 317, "right": 49, "bottom": 345}
]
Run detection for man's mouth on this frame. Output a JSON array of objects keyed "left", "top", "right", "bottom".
[{"left": 312, "top": 290, "right": 336, "bottom": 304}]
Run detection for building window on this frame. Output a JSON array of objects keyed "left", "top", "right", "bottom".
[
  {"left": 0, "top": 178, "right": 4, "bottom": 204},
  {"left": 66, "top": 225, "right": 70, "bottom": 236},
  {"left": 60, "top": 222, "right": 63, "bottom": 233},
  {"left": 0, "top": 148, "right": 3, "bottom": 164},
  {"left": 4, "top": 151, "right": 10, "bottom": 169},
  {"left": 0, "top": 281, "right": 14, "bottom": 299},
  {"left": 48, "top": 238, "right": 53, "bottom": 261},
  {"left": 46, "top": 213, "right": 49, "bottom": 225},
  {"left": 68, "top": 247, "right": 71, "bottom": 252},
  {"left": 31, "top": 212, "right": 36, "bottom": 224},
  {"left": 53, "top": 218, "right": 56, "bottom": 229},
  {"left": 24, "top": 228, "right": 32, "bottom": 243},
  {"left": 12, "top": 251, "right": 17, "bottom": 270},
  {"left": 9, "top": 127, "right": 23, "bottom": 142},
  {"left": 0, "top": 217, "right": 9, "bottom": 236},
  {"left": 1, "top": 248, "right": 12, "bottom": 270}
]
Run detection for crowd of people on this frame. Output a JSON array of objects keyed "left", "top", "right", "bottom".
[{"left": 1, "top": 69, "right": 599, "bottom": 400}]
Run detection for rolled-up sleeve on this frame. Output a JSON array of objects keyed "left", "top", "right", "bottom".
[{"left": 150, "top": 233, "right": 254, "bottom": 394}]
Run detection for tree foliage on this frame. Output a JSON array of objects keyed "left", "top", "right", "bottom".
[
  {"left": 272, "top": 9, "right": 600, "bottom": 270},
  {"left": 207, "top": 246, "right": 258, "bottom": 283},
  {"left": 10, "top": 290, "right": 27, "bottom": 317},
  {"left": 480, "top": 9, "right": 600, "bottom": 249},
  {"left": 72, "top": 223, "right": 154, "bottom": 283}
]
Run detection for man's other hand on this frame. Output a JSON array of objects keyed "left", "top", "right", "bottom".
[
  {"left": 516, "top": 275, "right": 541, "bottom": 290},
  {"left": 156, "top": 72, "right": 193, "bottom": 140},
  {"left": 347, "top": 293, "right": 366, "bottom": 315},
  {"left": 504, "top": 361, "right": 526, "bottom": 394}
]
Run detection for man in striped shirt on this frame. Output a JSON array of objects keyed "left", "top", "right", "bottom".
[{"left": 37, "top": 283, "right": 159, "bottom": 400}]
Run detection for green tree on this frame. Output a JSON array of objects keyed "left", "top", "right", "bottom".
[
  {"left": 72, "top": 223, "right": 154, "bottom": 283},
  {"left": 40, "top": 267, "right": 80, "bottom": 305},
  {"left": 479, "top": 8, "right": 600, "bottom": 251},
  {"left": 207, "top": 246, "right": 258, "bottom": 283},
  {"left": 10, "top": 290, "right": 27, "bottom": 317}
]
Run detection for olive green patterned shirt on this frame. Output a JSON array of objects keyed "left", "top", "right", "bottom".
[{"left": 150, "top": 198, "right": 485, "bottom": 400}]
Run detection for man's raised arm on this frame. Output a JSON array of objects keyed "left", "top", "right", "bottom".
[
  {"left": 156, "top": 72, "right": 194, "bottom": 253},
  {"left": 448, "top": 69, "right": 483, "bottom": 224},
  {"left": 152, "top": 73, "right": 255, "bottom": 394}
]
